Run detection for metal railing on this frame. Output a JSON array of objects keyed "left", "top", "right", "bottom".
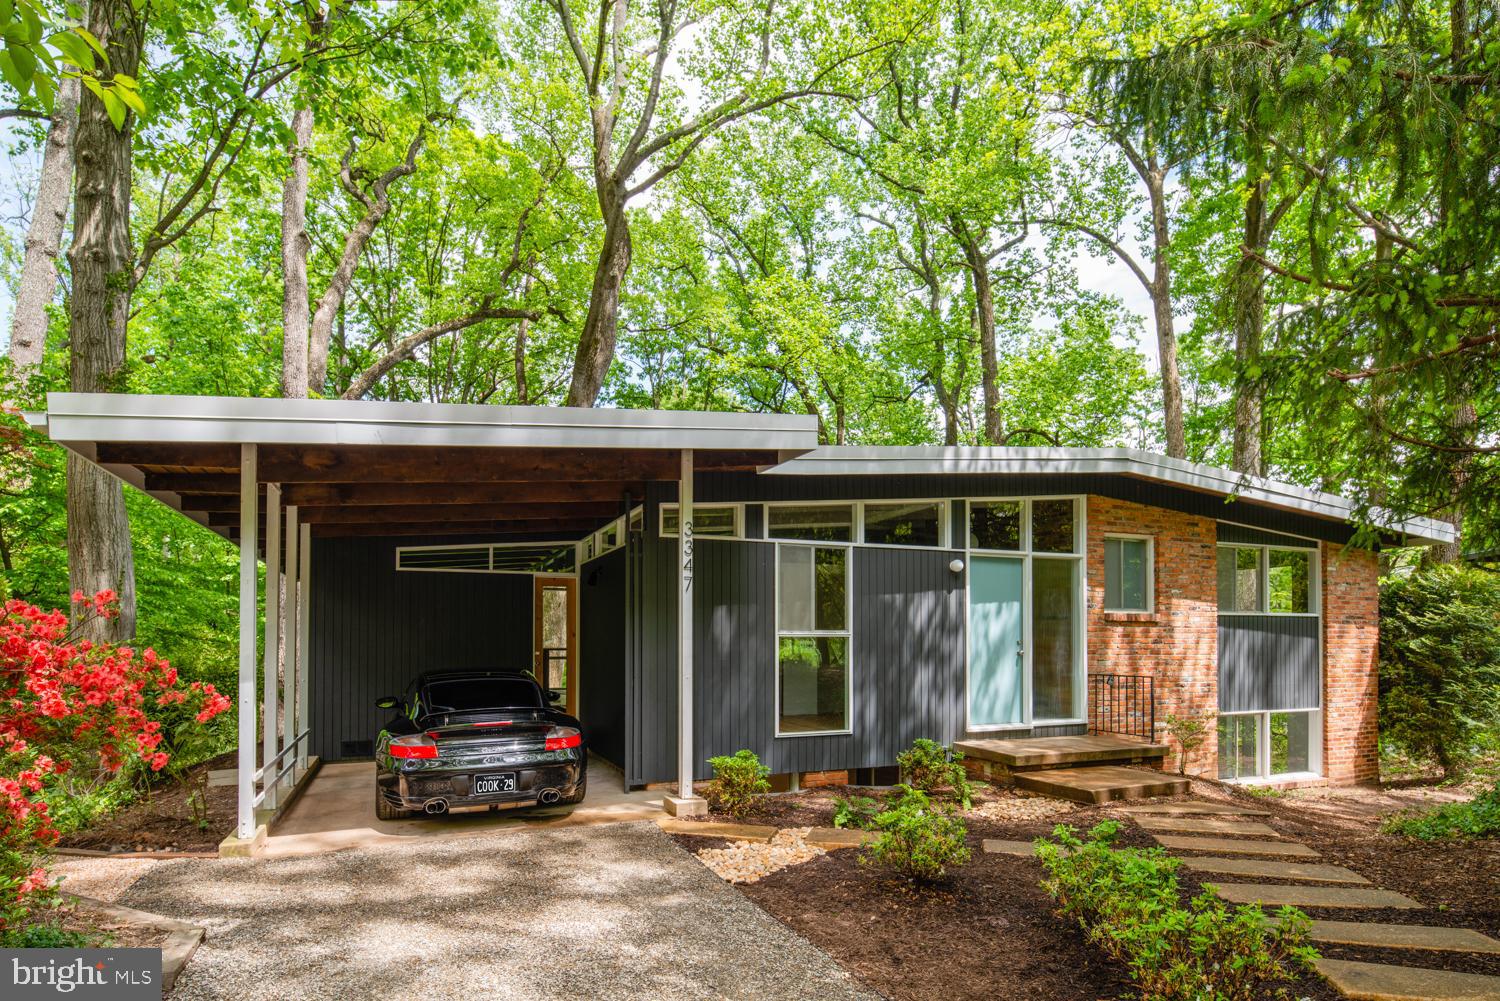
[
  {"left": 253, "top": 728, "right": 310, "bottom": 811},
  {"left": 1088, "top": 674, "right": 1156, "bottom": 742}
]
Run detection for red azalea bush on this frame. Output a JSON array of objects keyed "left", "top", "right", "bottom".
[{"left": 0, "top": 591, "right": 231, "bottom": 930}]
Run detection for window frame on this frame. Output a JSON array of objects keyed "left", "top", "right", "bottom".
[
  {"left": 962, "top": 495, "right": 1088, "bottom": 728},
  {"left": 765, "top": 500, "right": 858, "bottom": 544},
  {"left": 773, "top": 539, "right": 854, "bottom": 738},
  {"left": 1102, "top": 533, "right": 1155, "bottom": 613},
  {"left": 659, "top": 503, "right": 743, "bottom": 540},
  {"left": 1215, "top": 541, "right": 1321, "bottom": 617},
  {"left": 1217, "top": 708, "right": 1323, "bottom": 782},
  {"left": 858, "top": 499, "right": 950, "bottom": 551}
]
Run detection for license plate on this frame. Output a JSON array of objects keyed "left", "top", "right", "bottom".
[{"left": 473, "top": 773, "right": 516, "bottom": 795}]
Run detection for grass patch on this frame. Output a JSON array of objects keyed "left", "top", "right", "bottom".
[{"left": 1382, "top": 781, "right": 1500, "bottom": 839}]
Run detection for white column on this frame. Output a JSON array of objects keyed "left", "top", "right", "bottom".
[
  {"left": 261, "top": 483, "right": 281, "bottom": 807},
  {"left": 297, "top": 522, "right": 311, "bottom": 768},
  {"left": 282, "top": 506, "right": 299, "bottom": 764},
  {"left": 678, "top": 448, "right": 695, "bottom": 800},
  {"left": 236, "top": 444, "right": 259, "bottom": 840}
]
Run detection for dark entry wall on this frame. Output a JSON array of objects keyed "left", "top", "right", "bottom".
[
  {"left": 579, "top": 546, "right": 627, "bottom": 768},
  {"left": 308, "top": 536, "right": 532, "bottom": 761}
]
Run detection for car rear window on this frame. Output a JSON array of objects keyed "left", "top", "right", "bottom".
[{"left": 423, "top": 678, "right": 542, "bottom": 713}]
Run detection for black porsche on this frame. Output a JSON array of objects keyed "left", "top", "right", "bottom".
[{"left": 373, "top": 670, "right": 587, "bottom": 820}]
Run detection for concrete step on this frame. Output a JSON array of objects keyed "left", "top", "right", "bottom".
[
  {"left": 1013, "top": 765, "right": 1189, "bottom": 804},
  {"left": 657, "top": 819, "right": 777, "bottom": 843},
  {"left": 1209, "top": 882, "right": 1423, "bottom": 910},
  {"left": 1115, "top": 801, "right": 1271, "bottom": 817},
  {"left": 1132, "top": 815, "right": 1280, "bottom": 836},
  {"left": 1177, "top": 856, "right": 1370, "bottom": 884},
  {"left": 1296, "top": 920, "right": 1500, "bottom": 955},
  {"left": 1315, "top": 958, "right": 1500, "bottom": 1000},
  {"left": 803, "top": 828, "right": 876, "bottom": 850},
  {"left": 955, "top": 735, "right": 1169, "bottom": 771},
  {"left": 982, "top": 839, "right": 1038, "bottom": 857},
  {"left": 1152, "top": 834, "right": 1319, "bottom": 857}
]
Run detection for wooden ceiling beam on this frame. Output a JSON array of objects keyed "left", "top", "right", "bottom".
[
  {"left": 206, "top": 503, "right": 619, "bottom": 528},
  {"left": 152, "top": 477, "right": 643, "bottom": 507}
]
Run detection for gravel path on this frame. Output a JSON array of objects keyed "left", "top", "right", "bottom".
[{"left": 119, "top": 821, "right": 880, "bottom": 1001}]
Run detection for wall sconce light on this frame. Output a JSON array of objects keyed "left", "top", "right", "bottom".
[{"left": 948, "top": 558, "right": 966, "bottom": 574}]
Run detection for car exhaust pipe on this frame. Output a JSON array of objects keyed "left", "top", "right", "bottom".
[
  {"left": 537, "top": 788, "right": 561, "bottom": 805},
  {"left": 424, "top": 798, "right": 449, "bottom": 815}
]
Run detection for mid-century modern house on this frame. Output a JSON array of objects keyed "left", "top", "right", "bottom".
[{"left": 30, "top": 393, "right": 1453, "bottom": 840}]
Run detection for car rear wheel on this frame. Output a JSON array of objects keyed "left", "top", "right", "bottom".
[{"left": 375, "top": 786, "right": 411, "bottom": 821}]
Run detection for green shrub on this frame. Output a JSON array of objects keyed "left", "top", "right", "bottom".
[
  {"left": 1037, "top": 822, "right": 1318, "bottom": 1001},
  {"left": 832, "top": 794, "right": 879, "bottom": 830},
  {"left": 896, "top": 738, "right": 974, "bottom": 808},
  {"left": 704, "top": 749, "right": 770, "bottom": 817},
  {"left": 0, "top": 920, "right": 100, "bottom": 949},
  {"left": 1382, "top": 781, "right": 1500, "bottom": 839},
  {"left": 862, "top": 786, "right": 971, "bottom": 882},
  {"left": 1379, "top": 565, "right": 1500, "bottom": 779}
]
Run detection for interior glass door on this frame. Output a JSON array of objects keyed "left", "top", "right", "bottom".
[
  {"left": 533, "top": 577, "right": 576, "bottom": 717},
  {"left": 968, "top": 555, "right": 1025, "bottom": 727}
]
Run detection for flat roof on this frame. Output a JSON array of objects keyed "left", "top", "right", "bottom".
[
  {"left": 765, "top": 446, "right": 1455, "bottom": 546},
  {"left": 39, "top": 392, "right": 819, "bottom": 452}
]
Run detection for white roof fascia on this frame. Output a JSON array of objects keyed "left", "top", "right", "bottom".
[
  {"left": 763, "top": 445, "right": 1455, "bottom": 546},
  {"left": 42, "top": 392, "right": 820, "bottom": 453}
]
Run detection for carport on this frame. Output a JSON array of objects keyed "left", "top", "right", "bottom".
[{"left": 35, "top": 393, "right": 819, "bottom": 849}]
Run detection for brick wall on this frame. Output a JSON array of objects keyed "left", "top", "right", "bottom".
[
  {"left": 1321, "top": 544, "right": 1380, "bottom": 784},
  {"left": 1084, "top": 496, "right": 1220, "bottom": 776}
]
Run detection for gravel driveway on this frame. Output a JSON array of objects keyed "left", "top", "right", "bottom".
[{"left": 120, "top": 821, "right": 879, "bottom": 1001}]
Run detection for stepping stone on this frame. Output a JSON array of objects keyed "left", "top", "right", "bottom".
[
  {"left": 1302, "top": 920, "right": 1500, "bottom": 955},
  {"left": 1178, "top": 856, "right": 1369, "bottom": 884},
  {"left": 1208, "top": 883, "right": 1422, "bottom": 910},
  {"left": 804, "top": 828, "right": 876, "bottom": 850},
  {"left": 1115, "top": 801, "right": 1271, "bottom": 817},
  {"left": 1315, "top": 958, "right": 1500, "bottom": 1000},
  {"left": 982, "top": 839, "right": 1038, "bottom": 857},
  {"left": 657, "top": 819, "right": 777, "bottom": 843},
  {"left": 1132, "top": 815, "right": 1279, "bottom": 836},
  {"left": 1153, "top": 834, "right": 1319, "bottom": 857}
]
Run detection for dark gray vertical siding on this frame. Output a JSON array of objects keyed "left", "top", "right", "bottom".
[
  {"left": 579, "top": 546, "right": 627, "bottom": 767},
  {"left": 744, "top": 503, "right": 764, "bottom": 539},
  {"left": 635, "top": 539, "right": 968, "bottom": 784},
  {"left": 308, "top": 537, "right": 532, "bottom": 761},
  {"left": 1216, "top": 523, "right": 1319, "bottom": 547},
  {"left": 1217, "top": 615, "right": 1321, "bottom": 712}
]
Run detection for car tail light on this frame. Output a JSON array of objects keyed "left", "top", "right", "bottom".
[
  {"left": 472, "top": 721, "right": 513, "bottom": 728},
  {"left": 544, "top": 726, "right": 581, "bottom": 751},
  {"left": 388, "top": 734, "right": 438, "bottom": 760}
]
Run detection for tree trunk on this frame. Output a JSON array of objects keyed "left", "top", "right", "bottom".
[
  {"left": 927, "top": 284, "right": 960, "bottom": 446},
  {"left": 280, "top": 106, "right": 313, "bottom": 398},
  {"left": 1145, "top": 170, "right": 1186, "bottom": 460},
  {"left": 65, "top": 0, "right": 144, "bottom": 642},
  {"left": 7, "top": 74, "right": 81, "bottom": 380},
  {"left": 566, "top": 203, "right": 631, "bottom": 407},
  {"left": 1231, "top": 168, "right": 1268, "bottom": 476},
  {"left": 513, "top": 274, "right": 533, "bottom": 404},
  {"left": 954, "top": 228, "right": 1001, "bottom": 444}
]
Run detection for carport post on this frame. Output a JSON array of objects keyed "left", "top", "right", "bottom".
[
  {"left": 236, "top": 444, "right": 258, "bottom": 841},
  {"left": 282, "top": 506, "right": 299, "bottom": 768},
  {"left": 297, "top": 522, "right": 311, "bottom": 768},
  {"left": 261, "top": 483, "right": 281, "bottom": 809},
  {"left": 673, "top": 447, "right": 704, "bottom": 811}
]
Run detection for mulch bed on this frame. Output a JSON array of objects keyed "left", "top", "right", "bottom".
[
  {"left": 668, "top": 781, "right": 1500, "bottom": 999},
  {"left": 36, "top": 900, "right": 174, "bottom": 951},
  {"left": 58, "top": 752, "right": 237, "bottom": 854}
]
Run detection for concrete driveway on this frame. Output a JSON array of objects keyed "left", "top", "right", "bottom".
[
  {"left": 264, "top": 758, "right": 666, "bottom": 857},
  {"left": 121, "top": 821, "right": 878, "bottom": 1001}
]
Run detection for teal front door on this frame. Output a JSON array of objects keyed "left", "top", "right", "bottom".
[{"left": 968, "top": 555, "right": 1024, "bottom": 727}]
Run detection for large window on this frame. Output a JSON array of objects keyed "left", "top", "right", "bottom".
[
  {"left": 864, "top": 501, "right": 944, "bottom": 547},
  {"left": 661, "top": 504, "right": 740, "bottom": 538},
  {"left": 1218, "top": 710, "right": 1320, "bottom": 780},
  {"left": 1103, "top": 536, "right": 1153, "bottom": 612},
  {"left": 777, "top": 544, "right": 850, "bottom": 735},
  {"left": 970, "top": 500, "right": 1022, "bottom": 551},
  {"left": 1217, "top": 544, "right": 1316, "bottom": 614}
]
